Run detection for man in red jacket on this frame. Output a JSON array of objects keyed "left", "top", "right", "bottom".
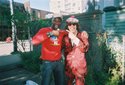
[{"left": 32, "top": 15, "right": 67, "bottom": 85}]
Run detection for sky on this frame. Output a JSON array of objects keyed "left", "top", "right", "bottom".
[{"left": 14, "top": 0, "right": 50, "bottom": 11}]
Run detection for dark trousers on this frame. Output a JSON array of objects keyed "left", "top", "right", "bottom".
[{"left": 40, "top": 60, "right": 65, "bottom": 85}]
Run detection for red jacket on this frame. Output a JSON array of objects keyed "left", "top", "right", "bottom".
[
  {"left": 64, "top": 31, "right": 89, "bottom": 78},
  {"left": 32, "top": 27, "right": 67, "bottom": 61}
]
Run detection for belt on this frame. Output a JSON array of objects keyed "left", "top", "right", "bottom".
[{"left": 42, "top": 60, "right": 61, "bottom": 63}]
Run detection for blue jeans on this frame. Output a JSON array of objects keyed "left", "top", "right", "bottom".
[{"left": 40, "top": 60, "right": 65, "bottom": 85}]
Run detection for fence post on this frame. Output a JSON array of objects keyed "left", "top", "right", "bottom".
[{"left": 9, "top": 0, "right": 17, "bottom": 52}]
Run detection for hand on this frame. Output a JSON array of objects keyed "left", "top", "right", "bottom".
[
  {"left": 52, "top": 30, "right": 59, "bottom": 36},
  {"left": 66, "top": 30, "right": 76, "bottom": 40},
  {"left": 66, "top": 30, "right": 80, "bottom": 46}
]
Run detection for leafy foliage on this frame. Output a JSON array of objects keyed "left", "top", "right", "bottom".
[
  {"left": 20, "top": 51, "right": 41, "bottom": 73},
  {"left": 85, "top": 32, "right": 122, "bottom": 85},
  {"left": 0, "top": 3, "right": 11, "bottom": 41},
  {"left": 30, "top": 19, "right": 51, "bottom": 37}
]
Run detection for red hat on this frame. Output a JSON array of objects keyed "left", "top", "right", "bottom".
[{"left": 66, "top": 16, "right": 79, "bottom": 23}]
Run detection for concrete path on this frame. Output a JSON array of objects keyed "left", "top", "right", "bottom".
[
  {"left": 0, "top": 68, "right": 41, "bottom": 85},
  {"left": 0, "top": 54, "right": 56, "bottom": 85},
  {"left": 0, "top": 54, "right": 21, "bottom": 69},
  {"left": 0, "top": 54, "right": 41, "bottom": 85}
]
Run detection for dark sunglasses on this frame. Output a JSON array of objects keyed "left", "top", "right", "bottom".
[{"left": 67, "top": 23, "right": 77, "bottom": 26}]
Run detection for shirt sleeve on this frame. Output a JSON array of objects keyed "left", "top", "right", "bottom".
[
  {"left": 78, "top": 31, "right": 89, "bottom": 52},
  {"left": 32, "top": 28, "right": 50, "bottom": 45}
]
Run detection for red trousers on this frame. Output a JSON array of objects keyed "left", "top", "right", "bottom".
[
  {"left": 66, "top": 69, "right": 85, "bottom": 85},
  {"left": 67, "top": 76, "right": 85, "bottom": 85}
]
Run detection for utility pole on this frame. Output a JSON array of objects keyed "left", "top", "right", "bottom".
[
  {"left": 122, "top": 35, "right": 125, "bottom": 85},
  {"left": 93, "top": 0, "right": 96, "bottom": 10},
  {"left": 9, "top": 0, "right": 17, "bottom": 52}
]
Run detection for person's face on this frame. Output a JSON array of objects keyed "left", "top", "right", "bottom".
[
  {"left": 52, "top": 18, "right": 62, "bottom": 30},
  {"left": 53, "top": 18, "right": 62, "bottom": 25},
  {"left": 67, "top": 23, "right": 77, "bottom": 33}
]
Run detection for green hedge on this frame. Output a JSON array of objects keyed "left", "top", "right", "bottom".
[
  {"left": 84, "top": 33, "right": 122, "bottom": 85},
  {"left": 20, "top": 50, "right": 41, "bottom": 73}
]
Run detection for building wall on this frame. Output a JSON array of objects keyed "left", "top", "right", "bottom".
[
  {"left": 50, "top": 0, "right": 65, "bottom": 14},
  {"left": 24, "top": 0, "right": 31, "bottom": 13},
  {"left": 98, "top": 0, "right": 125, "bottom": 10},
  {"left": 31, "top": 9, "right": 52, "bottom": 19},
  {"left": 50, "top": 0, "right": 85, "bottom": 15},
  {"left": 50, "top": 0, "right": 123, "bottom": 15},
  {"left": 0, "top": 0, "right": 11, "bottom": 41},
  {"left": 105, "top": 8, "right": 125, "bottom": 33},
  {"left": 24, "top": 0, "right": 52, "bottom": 19}
]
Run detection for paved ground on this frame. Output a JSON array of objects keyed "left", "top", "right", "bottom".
[
  {"left": 0, "top": 54, "right": 41, "bottom": 85},
  {"left": 0, "top": 54, "right": 55, "bottom": 85},
  {"left": 0, "top": 67, "right": 41, "bottom": 85}
]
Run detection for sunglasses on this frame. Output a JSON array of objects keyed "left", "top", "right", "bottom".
[{"left": 67, "top": 23, "right": 77, "bottom": 26}]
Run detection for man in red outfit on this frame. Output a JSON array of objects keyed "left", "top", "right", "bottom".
[{"left": 32, "top": 15, "right": 67, "bottom": 85}]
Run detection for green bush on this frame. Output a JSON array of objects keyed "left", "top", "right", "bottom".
[
  {"left": 85, "top": 33, "right": 122, "bottom": 85},
  {"left": 20, "top": 51, "right": 41, "bottom": 73}
]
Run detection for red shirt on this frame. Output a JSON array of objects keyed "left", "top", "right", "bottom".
[{"left": 32, "top": 27, "right": 67, "bottom": 61}]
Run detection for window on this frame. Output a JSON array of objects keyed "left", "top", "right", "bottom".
[{"left": 73, "top": 3, "right": 75, "bottom": 6}]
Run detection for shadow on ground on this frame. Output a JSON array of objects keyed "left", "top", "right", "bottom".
[{"left": 0, "top": 67, "right": 41, "bottom": 85}]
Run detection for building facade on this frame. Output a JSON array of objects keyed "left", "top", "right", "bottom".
[
  {"left": 50, "top": 0, "right": 88, "bottom": 15},
  {"left": 50, "top": 0, "right": 125, "bottom": 15},
  {"left": 24, "top": 0, "right": 52, "bottom": 19}
]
